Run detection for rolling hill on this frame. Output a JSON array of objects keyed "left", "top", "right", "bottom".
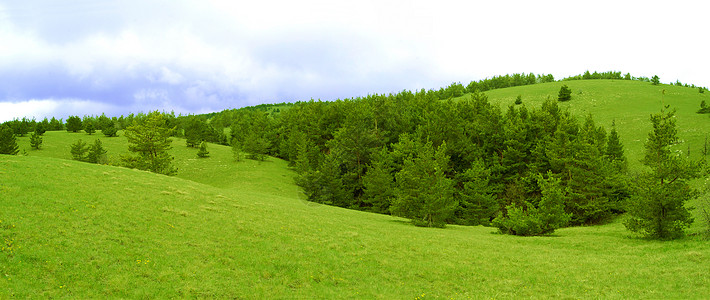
[{"left": 2, "top": 79, "right": 710, "bottom": 298}]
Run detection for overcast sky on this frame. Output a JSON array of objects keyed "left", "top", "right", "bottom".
[{"left": 1, "top": 0, "right": 708, "bottom": 122}]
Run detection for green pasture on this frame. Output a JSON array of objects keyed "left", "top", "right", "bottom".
[{"left": 2, "top": 79, "right": 710, "bottom": 298}]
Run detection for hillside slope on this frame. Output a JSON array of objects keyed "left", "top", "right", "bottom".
[
  {"left": 461, "top": 80, "right": 709, "bottom": 168},
  {"left": 2, "top": 155, "right": 710, "bottom": 298}
]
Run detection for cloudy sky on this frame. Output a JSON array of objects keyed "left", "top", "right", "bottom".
[{"left": 1, "top": 0, "right": 708, "bottom": 122}]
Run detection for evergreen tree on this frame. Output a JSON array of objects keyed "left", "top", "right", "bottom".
[
  {"left": 455, "top": 160, "right": 498, "bottom": 225},
  {"left": 362, "top": 149, "right": 395, "bottom": 214},
  {"left": 624, "top": 107, "right": 701, "bottom": 239},
  {"left": 515, "top": 95, "right": 523, "bottom": 105},
  {"left": 391, "top": 141, "right": 457, "bottom": 228},
  {"left": 697, "top": 100, "right": 710, "bottom": 114},
  {"left": 121, "top": 111, "right": 177, "bottom": 175},
  {"left": 558, "top": 85, "right": 572, "bottom": 101},
  {"left": 651, "top": 75, "right": 660, "bottom": 85},
  {"left": 231, "top": 138, "right": 243, "bottom": 162},
  {"left": 197, "top": 141, "right": 210, "bottom": 158},
  {"left": 29, "top": 131, "right": 42, "bottom": 150},
  {"left": 49, "top": 117, "right": 63, "bottom": 131},
  {"left": 66, "top": 116, "right": 83, "bottom": 132},
  {"left": 244, "top": 132, "right": 270, "bottom": 161},
  {"left": 84, "top": 121, "right": 96, "bottom": 135},
  {"left": 102, "top": 121, "right": 118, "bottom": 137},
  {"left": 0, "top": 125, "right": 19, "bottom": 155},
  {"left": 86, "top": 139, "right": 108, "bottom": 164},
  {"left": 295, "top": 153, "right": 347, "bottom": 206},
  {"left": 70, "top": 139, "right": 89, "bottom": 161},
  {"left": 492, "top": 173, "right": 571, "bottom": 236}
]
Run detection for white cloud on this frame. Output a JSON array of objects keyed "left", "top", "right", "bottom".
[{"left": 2, "top": 0, "right": 710, "bottom": 122}]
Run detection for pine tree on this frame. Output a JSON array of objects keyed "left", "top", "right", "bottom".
[
  {"left": 558, "top": 85, "right": 572, "bottom": 101},
  {"left": 70, "top": 139, "right": 89, "bottom": 161},
  {"left": 84, "top": 121, "right": 96, "bottom": 135},
  {"left": 29, "top": 131, "right": 43, "bottom": 150},
  {"left": 121, "top": 111, "right": 177, "bottom": 175},
  {"left": 0, "top": 124, "right": 19, "bottom": 155},
  {"left": 231, "top": 138, "right": 243, "bottom": 162},
  {"left": 66, "top": 116, "right": 82, "bottom": 132},
  {"left": 362, "top": 149, "right": 395, "bottom": 214},
  {"left": 492, "top": 173, "right": 571, "bottom": 236},
  {"left": 391, "top": 141, "right": 457, "bottom": 228},
  {"left": 624, "top": 107, "right": 701, "bottom": 239},
  {"left": 456, "top": 160, "right": 498, "bottom": 225},
  {"left": 86, "top": 139, "right": 108, "bottom": 164},
  {"left": 102, "top": 121, "right": 118, "bottom": 137},
  {"left": 651, "top": 75, "right": 660, "bottom": 85},
  {"left": 197, "top": 141, "right": 210, "bottom": 158}
]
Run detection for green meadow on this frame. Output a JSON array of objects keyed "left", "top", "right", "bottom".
[{"left": 2, "top": 79, "right": 710, "bottom": 298}]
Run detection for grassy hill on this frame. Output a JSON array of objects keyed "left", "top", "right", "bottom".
[
  {"left": 2, "top": 79, "right": 710, "bottom": 298},
  {"left": 457, "top": 80, "right": 710, "bottom": 169}
]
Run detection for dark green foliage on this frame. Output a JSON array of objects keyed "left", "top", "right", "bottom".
[
  {"left": 651, "top": 75, "right": 660, "bottom": 85},
  {"left": 455, "top": 160, "right": 497, "bottom": 225},
  {"left": 492, "top": 173, "right": 571, "bottom": 236},
  {"left": 362, "top": 149, "right": 395, "bottom": 214},
  {"left": 514, "top": 95, "right": 522, "bottom": 105},
  {"left": 244, "top": 132, "right": 270, "bottom": 161},
  {"left": 86, "top": 139, "right": 108, "bottom": 164},
  {"left": 34, "top": 121, "right": 47, "bottom": 136},
  {"left": 558, "top": 85, "right": 572, "bottom": 101},
  {"left": 70, "top": 139, "right": 89, "bottom": 161},
  {"left": 49, "top": 117, "right": 64, "bottom": 131},
  {"left": 624, "top": 107, "right": 700, "bottom": 239},
  {"left": 700, "top": 87, "right": 706, "bottom": 94},
  {"left": 390, "top": 141, "right": 457, "bottom": 228},
  {"left": 295, "top": 153, "right": 347, "bottom": 206},
  {"left": 102, "top": 121, "right": 118, "bottom": 137},
  {"left": 0, "top": 125, "right": 19, "bottom": 155},
  {"left": 231, "top": 138, "right": 243, "bottom": 162},
  {"left": 84, "top": 121, "right": 96, "bottom": 135},
  {"left": 697, "top": 100, "right": 710, "bottom": 114},
  {"left": 66, "top": 116, "right": 82, "bottom": 132},
  {"left": 197, "top": 141, "right": 210, "bottom": 158},
  {"left": 121, "top": 111, "right": 177, "bottom": 176},
  {"left": 29, "top": 131, "right": 42, "bottom": 150}
]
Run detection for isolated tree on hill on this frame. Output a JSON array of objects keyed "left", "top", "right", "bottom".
[
  {"left": 651, "top": 75, "right": 660, "bottom": 85},
  {"left": 697, "top": 100, "right": 710, "bottom": 114},
  {"left": 0, "top": 124, "right": 19, "bottom": 155},
  {"left": 558, "top": 85, "right": 572, "bottom": 101},
  {"left": 66, "top": 116, "right": 83, "bottom": 132},
  {"left": 70, "top": 139, "right": 89, "bottom": 161},
  {"left": 197, "top": 141, "right": 210, "bottom": 158},
  {"left": 86, "top": 139, "right": 108, "bottom": 164},
  {"left": 121, "top": 111, "right": 177, "bottom": 175},
  {"left": 624, "top": 106, "right": 701, "bottom": 239},
  {"left": 30, "top": 130, "right": 43, "bottom": 150}
]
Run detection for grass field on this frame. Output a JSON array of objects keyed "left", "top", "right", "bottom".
[
  {"left": 2, "top": 79, "right": 710, "bottom": 298},
  {"left": 459, "top": 80, "right": 710, "bottom": 170}
]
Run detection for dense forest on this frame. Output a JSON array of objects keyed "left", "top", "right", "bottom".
[{"left": 2, "top": 71, "right": 708, "bottom": 237}]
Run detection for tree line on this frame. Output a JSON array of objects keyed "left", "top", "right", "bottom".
[{"left": 1, "top": 71, "right": 707, "bottom": 239}]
